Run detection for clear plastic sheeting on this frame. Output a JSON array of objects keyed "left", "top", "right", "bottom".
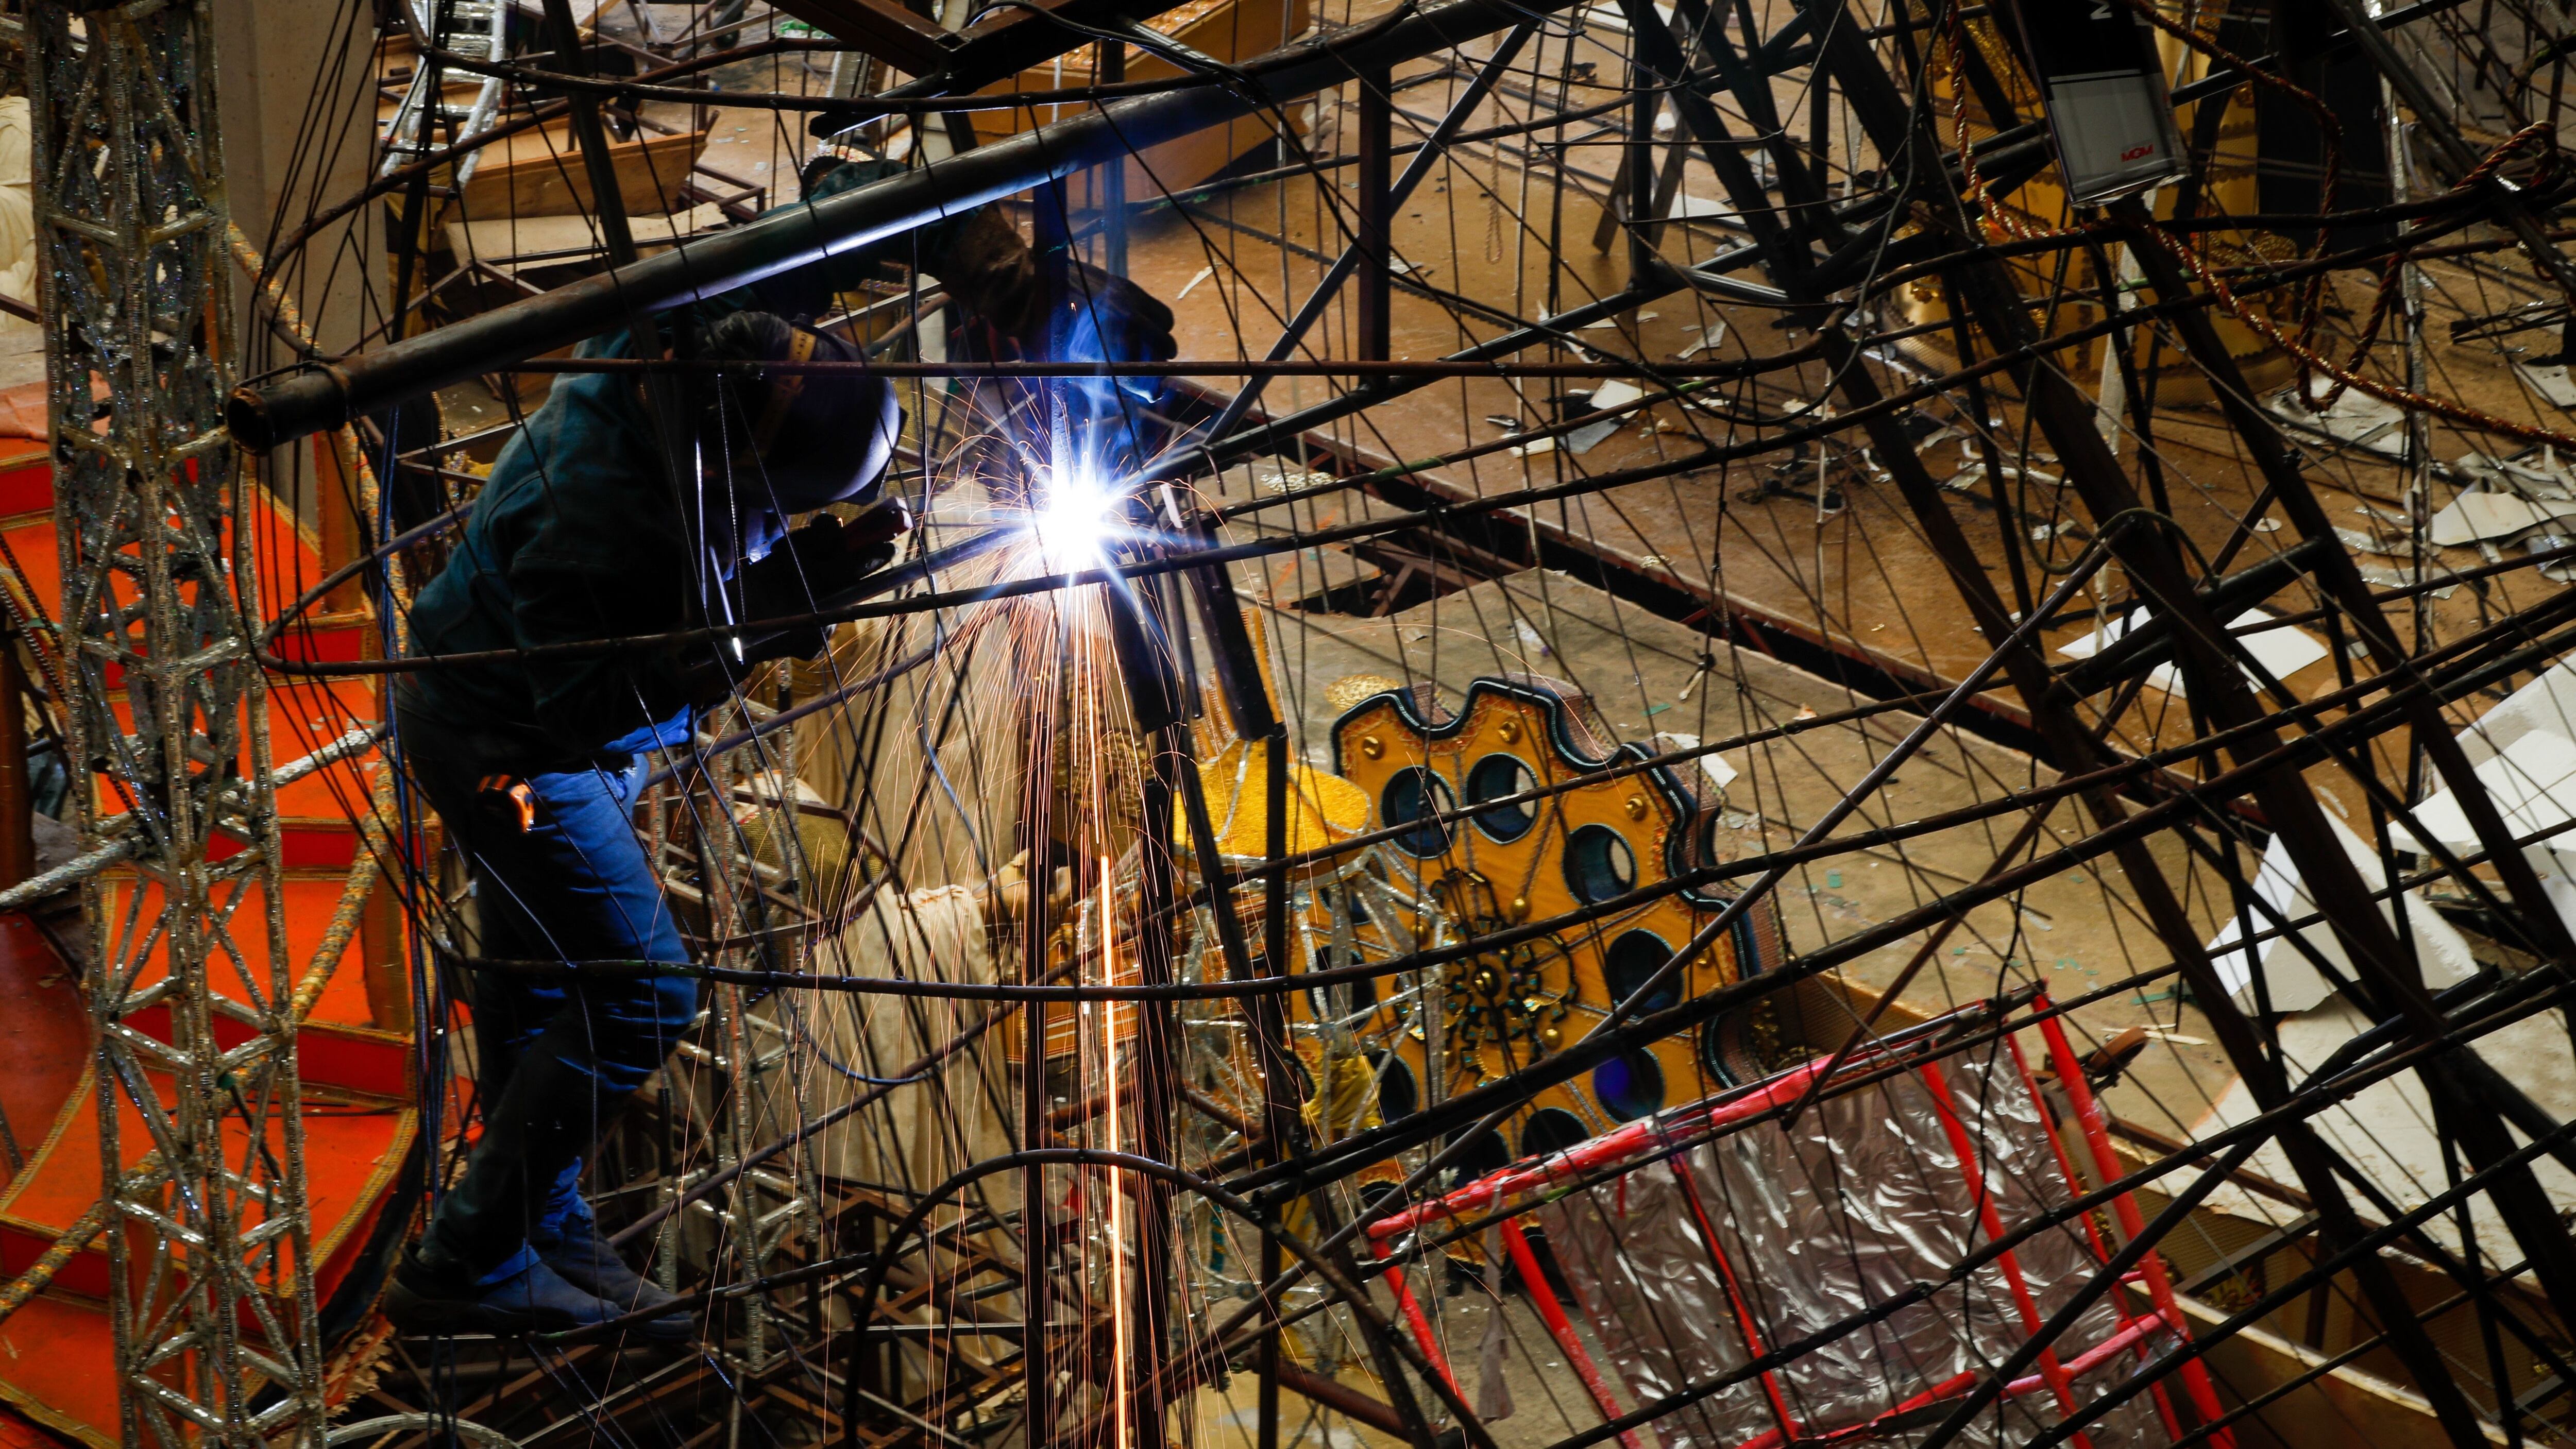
[{"left": 1538, "top": 1051, "right": 2172, "bottom": 1449}]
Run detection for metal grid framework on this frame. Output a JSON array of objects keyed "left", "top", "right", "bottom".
[
  {"left": 24, "top": 5, "right": 326, "bottom": 1447},
  {"left": 19, "top": 0, "right": 2576, "bottom": 1446}
]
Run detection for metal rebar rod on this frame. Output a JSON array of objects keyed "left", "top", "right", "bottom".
[{"left": 226, "top": 0, "right": 1583, "bottom": 451}]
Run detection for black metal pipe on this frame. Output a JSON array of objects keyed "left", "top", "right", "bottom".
[{"left": 224, "top": 0, "right": 1577, "bottom": 451}]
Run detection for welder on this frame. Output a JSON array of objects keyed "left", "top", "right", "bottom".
[{"left": 386, "top": 158, "right": 1175, "bottom": 1338}]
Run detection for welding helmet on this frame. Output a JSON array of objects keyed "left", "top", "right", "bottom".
[{"left": 693, "top": 309, "right": 900, "bottom": 513}]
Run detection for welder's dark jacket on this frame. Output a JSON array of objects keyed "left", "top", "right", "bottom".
[
  {"left": 397, "top": 161, "right": 963, "bottom": 772},
  {"left": 397, "top": 332, "right": 699, "bottom": 772}
]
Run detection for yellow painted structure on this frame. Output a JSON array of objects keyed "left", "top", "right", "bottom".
[{"left": 1319, "top": 675, "right": 1788, "bottom": 1168}]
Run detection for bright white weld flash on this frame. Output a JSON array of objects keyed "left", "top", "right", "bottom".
[{"left": 1031, "top": 464, "right": 1115, "bottom": 571}]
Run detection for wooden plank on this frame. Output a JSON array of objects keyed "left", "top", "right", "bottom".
[
  {"left": 963, "top": 0, "right": 1310, "bottom": 200},
  {"left": 450, "top": 125, "right": 705, "bottom": 224},
  {"left": 2168, "top": 1291, "right": 2511, "bottom": 1448}
]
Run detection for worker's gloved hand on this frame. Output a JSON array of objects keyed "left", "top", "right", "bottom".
[
  {"left": 941, "top": 209, "right": 1179, "bottom": 367},
  {"left": 676, "top": 499, "right": 913, "bottom": 705},
  {"left": 733, "top": 498, "right": 914, "bottom": 663},
  {"left": 975, "top": 848, "right": 1076, "bottom": 927},
  {"left": 789, "top": 159, "right": 1177, "bottom": 366}
]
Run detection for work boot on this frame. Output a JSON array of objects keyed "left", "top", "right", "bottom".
[
  {"left": 384, "top": 1248, "right": 634, "bottom": 1337},
  {"left": 422, "top": 1049, "right": 612, "bottom": 1278},
  {"left": 541, "top": 1223, "right": 690, "bottom": 1339}
]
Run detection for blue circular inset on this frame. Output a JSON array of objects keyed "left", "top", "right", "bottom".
[
  {"left": 1565, "top": 824, "right": 1637, "bottom": 904},
  {"left": 1466, "top": 754, "right": 1539, "bottom": 842},
  {"left": 1381, "top": 768, "right": 1455, "bottom": 858},
  {"left": 1591, "top": 1050, "right": 1666, "bottom": 1122}
]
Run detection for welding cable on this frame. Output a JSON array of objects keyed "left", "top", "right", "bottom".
[
  {"left": 2225, "top": 112, "right": 2560, "bottom": 410},
  {"left": 2117, "top": 0, "right": 2346, "bottom": 348},
  {"left": 2126, "top": 162, "right": 2576, "bottom": 453}
]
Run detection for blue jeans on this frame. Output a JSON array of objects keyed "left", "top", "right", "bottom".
[{"left": 402, "top": 713, "right": 702, "bottom": 1281}]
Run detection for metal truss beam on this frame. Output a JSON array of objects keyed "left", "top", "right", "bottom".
[{"left": 23, "top": 6, "right": 326, "bottom": 1447}]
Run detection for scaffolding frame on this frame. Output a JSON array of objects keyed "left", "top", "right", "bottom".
[{"left": 23, "top": 6, "right": 327, "bottom": 1448}]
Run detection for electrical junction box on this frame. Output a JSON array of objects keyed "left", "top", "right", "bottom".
[{"left": 2000, "top": 0, "right": 2188, "bottom": 206}]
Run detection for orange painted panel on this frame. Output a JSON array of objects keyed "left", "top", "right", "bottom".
[
  {"left": 0, "top": 453, "right": 421, "bottom": 1449},
  {"left": 86, "top": 673, "right": 384, "bottom": 835},
  {"left": 0, "top": 1295, "right": 120, "bottom": 1449},
  {"left": 1, "top": 492, "right": 369, "bottom": 685},
  {"left": 99, "top": 875, "right": 397, "bottom": 1045},
  {"left": 0, "top": 1068, "right": 411, "bottom": 1267},
  {"left": 0, "top": 915, "right": 86, "bottom": 1201},
  {"left": 0, "top": 1401, "right": 79, "bottom": 1449}
]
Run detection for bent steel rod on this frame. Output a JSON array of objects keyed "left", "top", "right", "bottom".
[{"left": 225, "top": 0, "right": 1582, "bottom": 450}]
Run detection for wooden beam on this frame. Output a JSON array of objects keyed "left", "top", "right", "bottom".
[{"left": 768, "top": 0, "right": 959, "bottom": 74}]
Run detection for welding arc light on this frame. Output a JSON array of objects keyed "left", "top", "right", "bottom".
[{"left": 1032, "top": 465, "right": 1116, "bottom": 570}]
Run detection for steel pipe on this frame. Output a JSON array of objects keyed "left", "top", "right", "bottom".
[{"left": 225, "top": 0, "right": 1577, "bottom": 450}]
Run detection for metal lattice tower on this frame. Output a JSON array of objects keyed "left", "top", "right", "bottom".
[{"left": 24, "top": 5, "right": 326, "bottom": 1447}]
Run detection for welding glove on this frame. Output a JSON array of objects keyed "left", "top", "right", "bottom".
[
  {"left": 793, "top": 157, "right": 1177, "bottom": 366},
  {"left": 733, "top": 498, "right": 915, "bottom": 662},
  {"left": 676, "top": 498, "right": 913, "bottom": 705},
  {"left": 943, "top": 206, "right": 1180, "bottom": 368}
]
